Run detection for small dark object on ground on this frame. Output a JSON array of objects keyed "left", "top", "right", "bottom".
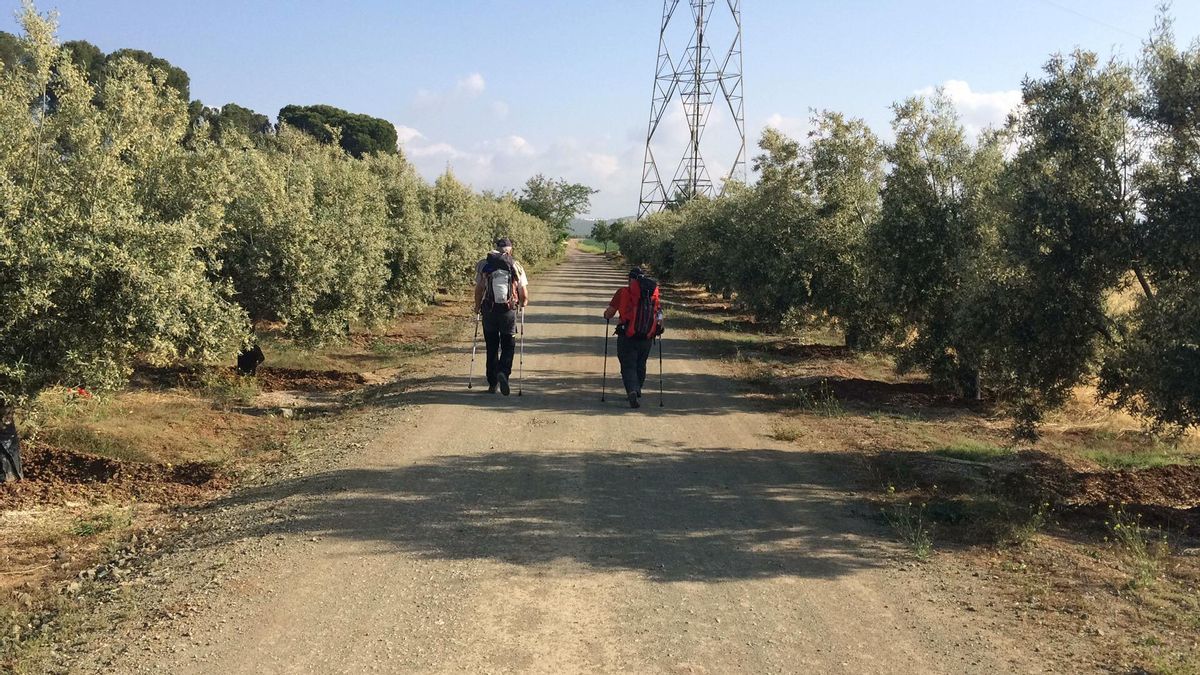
[
  {"left": 236, "top": 344, "right": 265, "bottom": 376},
  {"left": 1, "top": 414, "right": 22, "bottom": 482}
]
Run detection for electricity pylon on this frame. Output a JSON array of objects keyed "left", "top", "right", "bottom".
[{"left": 639, "top": 0, "right": 745, "bottom": 219}]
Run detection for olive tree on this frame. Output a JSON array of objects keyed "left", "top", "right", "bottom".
[
  {"left": 220, "top": 126, "right": 389, "bottom": 343},
  {"left": 988, "top": 51, "right": 1142, "bottom": 435},
  {"left": 1098, "top": 19, "right": 1200, "bottom": 433},
  {"left": 0, "top": 7, "right": 246, "bottom": 406},
  {"left": 866, "top": 94, "right": 1006, "bottom": 398}
]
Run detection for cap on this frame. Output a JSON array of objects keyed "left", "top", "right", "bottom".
[
  {"left": 495, "top": 237, "right": 513, "bottom": 249},
  {"left": 629, "top": 267, "right": 644, "bottom": 278}
]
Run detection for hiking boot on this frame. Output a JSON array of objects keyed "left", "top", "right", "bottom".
[
  {"left": 628, "top": 392, "right": 640, "bottom": 408},
  {"left": 498, "top": 373, "right": 510, "bottom": 396},
  {"left": 487, "top": 383, "right": 498, "bottom": 394}
]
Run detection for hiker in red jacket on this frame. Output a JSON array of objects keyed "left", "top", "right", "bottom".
[{"left": 603, "top": 267, "right": 664, "bottom": 408}]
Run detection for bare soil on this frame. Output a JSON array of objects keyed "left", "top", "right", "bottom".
[
  {"left": 253, "top": 367, "right": 366, "bottom": 393},
  {"left": 0, "top": 444, "right": 227, "bottom": 511},
  {"left": 1, "top": 294, "right": 475, "bottom": 671},
  {"left": 5, "top": 251, "right": 1198, "bottom": 673},
  {"left": 31, "top": 251, "right": 1052, "bottom": 672}
]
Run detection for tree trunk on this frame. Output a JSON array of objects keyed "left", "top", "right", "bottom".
[
  {"left": 1133, "top": 264, "right": 1155, "bottom": 304},
  {"left": 1, "top": 402, "right": 22, "bottom": 482},
  {"left": 957, "top": 365, "right": 983, "bottom": 402}
]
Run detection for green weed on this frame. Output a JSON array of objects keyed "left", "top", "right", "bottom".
[
  {"left": 930, "top": 440, "right": 1013, "bottom": 463},
  {"left": 200, "top": 369, "right": 260, "bottom": 408},
  {"left": 1000, "top": 500, "right": 1052, "bottom": 547},
  {"left": 41, "top": 426, "right": 150, "bottom": 463},
  {"left": 1106, "top": 504, "right": 1170, "bottom": 589},
  {"left": 772, "top": 424, "right": 804, "bottom": 442},
  {"left": 369, "top": 339, "right": 432, "bottom": 357},
  {"left": 883, "top": 486, "right": 933, "bottom": 560},
  {"left": 1084, "top": 447, "right": 1187, "bottom": 470},
  {"left": 792, "top": 381, "right": 843, "bottom": 417},
  {"left": 69, "top": 508, "right": 130, "bottom": 537}
]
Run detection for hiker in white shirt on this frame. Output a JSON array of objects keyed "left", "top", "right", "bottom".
[{"left": 475, "top": 237, "right": 529, "bottom": 291}]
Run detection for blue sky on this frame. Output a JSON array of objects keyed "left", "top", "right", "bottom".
[{"left": 6, "top": 0, "right": 1200, "bottom": 218}]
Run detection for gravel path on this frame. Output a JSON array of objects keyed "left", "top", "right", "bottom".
[{"left": 99, "top": 250, "right": 1041, "bottom": 674}]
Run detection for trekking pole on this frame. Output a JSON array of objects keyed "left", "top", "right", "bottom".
[
  {"left": 518, "top": 307, "right": 525, "bottom": 397},
  {"left": 467, "top": 312, "right": 480, "bottom": 389},
  {"left": 601, "top": 318, "right": 610, "bottom": 402},
  {"left": 658, "top": 336, "right": 665, "bottom": 407}
]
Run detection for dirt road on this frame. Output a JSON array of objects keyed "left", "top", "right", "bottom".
[{"left": 101, "top": 250, "right": 1039, "bottom": 673}]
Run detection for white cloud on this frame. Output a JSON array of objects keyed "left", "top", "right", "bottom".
[
  {"left": 413, "top": 73, "right": 489, "bottom": 109},
  {"left": 486, "top": 134, "right": 536, "bottom": 156},
  {"left": 406, "top": 141, "right": 464, "bottom": 159},
  {"left": 456, "top": 72, "right": 486, "bottom": 96},
  {"left": 394, "top": 125, "right": 424, "bottom": 145},
  {"left": 764, "top": 112, "right": 813, "bottom": 140},
  {"left": 915, "top": 80, "right": 1022, "bottom": 139},
  {"left": 394, "top": 129, "right": 637, "bottom": 217}
]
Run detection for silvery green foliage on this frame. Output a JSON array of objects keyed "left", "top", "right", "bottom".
[
  {"left": 0, "top": 5, "right": 246, "bottom": 402},
  {"left": 1098, "top": 20, "right": 1200, "bottom": 433},
  {"left": 478, "top": 196, "right": 557, "bottom": 268},
  {"left": 868, "top": 95, "right": 1004, "bottom": 396},
  {"left": 614, "top": 208, "right": 683, "bottom": 279},
  {"left": 431, "top": 171, "right": 491, "bottom": 291},
  {"left": 220, "top": 125, "right": 390, "bottom": 345},
  {"left": 365, "top": 151, "right": 442, "bottom": 313},
  {"left": 989, "top": 51, "right": 1141, "bottom": 436},
  {"left": 1, "top": 4, "right": 563, "bottom": 401}
]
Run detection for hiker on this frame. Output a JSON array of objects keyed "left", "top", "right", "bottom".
[
  {"left": 603, "top": 267, "right": 664, "bottom": 408},
  {"left": 475, "top": 237, "right": 529, "bottom": 294},
  {"left": 474, "top": 244, "right": 528, "bottom": 395}
]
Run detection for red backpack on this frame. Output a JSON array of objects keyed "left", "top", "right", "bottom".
[{"left": 623, "top": 276, "right": 661, "bottom": 339}]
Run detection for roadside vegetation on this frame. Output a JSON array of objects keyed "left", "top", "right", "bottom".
[
  {"left": 575, "top": 238, "right": 620, "bottom": 256},
  {"left": 665, "top": 279, "right": 1200, "bottom": 672},
  {"left": 0, "top": 2, "right": 591, "bottom": 459},
  {"left": 0, "top": 4, "right": 595, "bottom": 667},
  {"left": 618, "top": 11, "right": 1200, "bottom": 444}
]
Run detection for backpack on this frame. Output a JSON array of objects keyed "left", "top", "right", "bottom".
[
  {"left": 624, "top": 276, "right": 661, "bottom": 339},
  {"left": 482, "top": 252, "right": 519, "bottom": 311}
]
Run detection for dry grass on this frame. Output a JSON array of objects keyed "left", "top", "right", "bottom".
[
  {"left": 22, "top": 388, "right": 280, "bottom": 467},
  {"left": 255, "top": 296, "right": 472, "bottom": 375},
  {"left": 671, "top": 282, "right": 1200, "bottom": 672}
]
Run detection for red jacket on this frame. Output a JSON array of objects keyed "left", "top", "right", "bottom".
[{"left": 608, "top": 280, "right": 661, "bottom": 338}]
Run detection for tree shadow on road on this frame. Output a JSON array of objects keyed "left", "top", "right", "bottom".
[
  {"left": 355, "top": 370, "right": 766, "bottom": 417},
  {"left": 202, "top": 447, "right": 893, "bottom": 583}
]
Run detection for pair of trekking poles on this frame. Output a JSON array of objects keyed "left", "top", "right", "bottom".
[
  {"left": 465, "top": 311, "right": 663, "bottom": 407},
  {"left": 466, "top": 309, "right": 523, "bottom": 396},
  {"left": 601, "top": 318, "right": 664, "bottom": 408}
]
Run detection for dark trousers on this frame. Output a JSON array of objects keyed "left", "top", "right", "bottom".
[
  {"left": 616, "top": 334, "right": 653, "bottom": 395},
  {"left": 482, "top": 308, "right": 517, "bottom": 386}
]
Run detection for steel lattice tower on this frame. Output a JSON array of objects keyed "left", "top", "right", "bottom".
[{"left": 639, "top": 0, "right": 745, "bottom": 219}]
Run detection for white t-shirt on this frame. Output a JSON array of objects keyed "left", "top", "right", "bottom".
[{"left": 475, "top": 252, "right": 529, "bottom": 289}]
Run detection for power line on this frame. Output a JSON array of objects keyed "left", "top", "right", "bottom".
[{"left": 1032, "top": 0, "right": 1143, "bottom": 39}]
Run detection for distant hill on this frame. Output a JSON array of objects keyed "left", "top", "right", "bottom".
[{"left": 569, "top": 216, "right": 637, "bottom": 238}]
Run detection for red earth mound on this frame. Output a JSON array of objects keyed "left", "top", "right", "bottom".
[
  {"left": 0, "top": 444, "right": 229, "bottom": 510},
  {"left": 254, "top": 367, "right": 366, "bottom": 393}
]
